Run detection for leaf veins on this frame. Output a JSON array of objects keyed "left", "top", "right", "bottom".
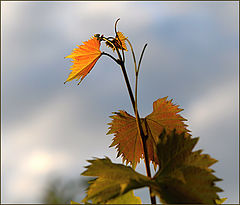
[
  {"left": 81, "top": 157, "right": 151, "bottom": 203},
  {"left": 107, "top": 97, "right": 190, "bottom": 168},
  {"left": 153, "top": 130, "right": 222, "bottom": 204},
  {"left": 65, "top": 37, "right": 102, "bottom": 84}
]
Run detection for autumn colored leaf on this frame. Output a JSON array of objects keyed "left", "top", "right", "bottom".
[
  {"left": 65, "top": 37, "right": 102, "bottom": 85},
  {"left": 107, "top": 110, "right": 143, "bottom": 168},
  {"left": 115, "top": 32, "right": 128, "bottom": 51},
  {"left": 153, "top": 130, "right": 222, "bottom": 204},
  {"left": 106, "top": 32, "right": 128, "bottom": 52},
  {"left": 107, "top": 97, "right": 189, "bottom": 168},
  {"left": 81, "top": 157, "right": 151, "bottom": 204}
]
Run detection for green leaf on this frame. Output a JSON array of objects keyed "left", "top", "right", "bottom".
[
  {"left": 81, "top": 157, "right": 151, "bottom": 204},
  {"left": 106, "top": 190, "right": 141, "bottom": 204},
  {"left": 81, "top": 132, "right": 223, "bottom": 204},
  {"left": 153, "top": 130, "right": 223, "bottom": 204}
]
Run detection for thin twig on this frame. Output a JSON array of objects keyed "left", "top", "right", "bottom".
[
  {"left": 102, "top": 52, "right": 119, "bottom": 65},
  {"left": 137, "top": 44, "right": 148, "bottom": 73},
  {"left": 114, "top": 18, "right": 125, "bottom": 63},
  {"left": 126, "top": 38, "right": 137, "bottom": 73},
  {"left": 134, "top": 44, "right": 148, "bottom": 113}
]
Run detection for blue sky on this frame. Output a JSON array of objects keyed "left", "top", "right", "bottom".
[{"left": 1, "top": 1, "right": 239, "bottom": 203}]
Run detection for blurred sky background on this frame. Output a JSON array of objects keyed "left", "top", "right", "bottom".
[{"left": 1, "top": 1, "right": 239, "bottom": 204}]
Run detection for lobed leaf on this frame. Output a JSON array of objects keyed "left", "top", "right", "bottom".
[
  {"left": 153, "top": 130, "right": 223, "bottom": 204},
  {"left": 107, "top": 97, "right": 190, "bottom": 168},
  {"left": 107, "top": 111, "right": 143, "bottom": 168},
  {"left": 81, "top": 131, "right": 223, "bottom": 204},
  {"left": 65, "top": 37, "right": 102, "bottom": 84},
  {"left": 81, "top": 157, "right": 151, "bottom": 203}
]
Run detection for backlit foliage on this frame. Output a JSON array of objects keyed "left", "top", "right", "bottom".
[
  {"left": 105, "top": 32, "right": 128, "bottom": 52},
  {"left": 107, "top": 97, "right": 190, "bottom": 168},
  {"left": 64, "top": 19, "right": 224, "bottom": 204},
  {"left": 81, "top": 131, "right": 222, "bottom": 204},
  {"left": 65, "top": 37, "right": 102, "bottom": 85}
]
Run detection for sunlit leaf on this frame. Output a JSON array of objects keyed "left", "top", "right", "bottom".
[
  {"left": 70, "top": 200, "right": 80, "bottom": 204},
  {"left": 106, "top": 190, "right": 141, "bottom": 204},
  {"left": 81, "top": 132, "right": 223, "bottom": 204},
  {"left": 153, "top": 130, "right": 223, "bottom": 204},
  {"left": 107, "top": 97, "right": 189, "bottom": 168},
  {"left": 115, "top": 32, "right": 128, "bottom": 51},
  {"left": 81, "top": 157, "right": 151, "bottom": 204},
  {"left": 107, "top": 110, "right": 143, "bottom": 168},
  {"left": 215, "top": 197, "right": 227, "bottom": 204},
  {"left": 106, "top": 31, "right": 128, "bottom": 52},
  {"left": 65, "top": 37, "right": 102, "bottom": 84}
]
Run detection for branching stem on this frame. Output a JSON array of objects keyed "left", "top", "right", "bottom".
[
  {"left": 102, "top": 52, "right": 119, "bottom": 65},
  {"left": 108, "top": 19, "right": 156, "bottom": 204}
]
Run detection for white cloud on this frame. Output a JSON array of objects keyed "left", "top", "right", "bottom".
[
  {"left": 1, "top": 2, "right": 20, "bottom": 30},
  {"left": 2, "top": 92, "right": 79, "bottom": 202},
  {"left": 2, "top": 1, "right": 238, "bottom": 203},
  {"left": 4, "top": 150, "right": 72, "bottom": 202},
  {"left": 26, "top": 151, "right": 70, "bottom": 175},
  {"left": 49, "top": 2, "right": 156, "bottom": 43},
  {"left": 1, "top": 90, "right": 122, "bottom": 202},
  {"left": 187, "top": 78, "right": 238, "bottom": 134}
]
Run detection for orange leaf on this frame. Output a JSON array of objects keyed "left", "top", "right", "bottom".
[
  {"left": 107, "top": 97, "right": 190, "bottom": 168},
  {"left": 116, "top": 32, "right": 128, "bottom": 51},
  {"left": 107, "top": 111, "right": 144, "bottom": 168},
  {"left": 106, "top": 32, "right": 128, "bottom": 52},
  {"left": 65, "top": 37, "right": 102, "bottom": 84}
]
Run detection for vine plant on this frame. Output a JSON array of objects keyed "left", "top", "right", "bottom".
[{"left": 65, "top": 19, "right": 226, "bottom": 204}]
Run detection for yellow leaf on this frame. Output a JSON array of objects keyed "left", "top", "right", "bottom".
[
  {"left": 106, "top": 191, "right": 141, "bottom": 204},
  {"left": 65, "top": 37, "right": 102, "bottom": 84},
  {"left": 116, "top": 32, "right": 128, "bottom": 51},
  {"left": 215, "top": 197, "right": 227, "bottom": 204},
  {"left": 106, "top": 31, "right": 128, "bottom": 52},
  {"left": 70, "top": 200, "right": 80, "bottom": 204},
  {"left": 81, "top": 157, "right": 151, "bottom": 204}
]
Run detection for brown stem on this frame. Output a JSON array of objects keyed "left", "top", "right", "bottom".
[
  {"left": 102, "top": 52, "right": 119, "bottom": 64},
  {"left": 114, "top": 18, "right": 125, "bottom": 63},
  {"left": 119, "top": 61, "right": 156, "bottom": 204},
  {"left": 111, "top": 18, "right": 156, "bottom": 203}
]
